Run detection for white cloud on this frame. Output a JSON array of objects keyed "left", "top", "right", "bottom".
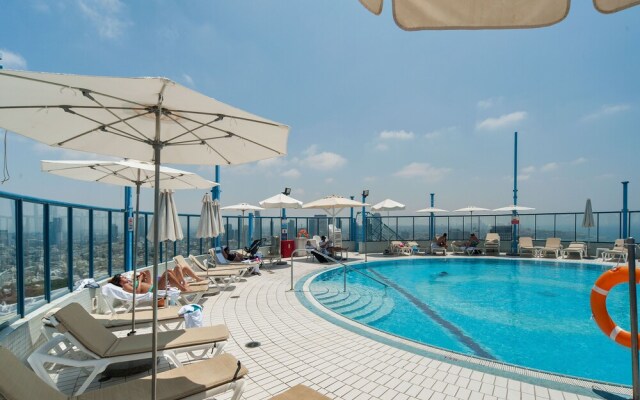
[
  {"left": 324, "top": 178, "right": 334, "bottom": 184},
  {"left": 541, "top": 162, "right": 558, "bottom": 172},
  {"left": 302, "top": 145, "right": 318, "bottom": 157},
  {"left": 281, "top": 168, "right": 301, "bottom": 179},
  {"left": 77, "top": 0, "right": 129, "bottom": 39},
  {"left": 375, "top": 143, "right": 388, "bottom": 151},
  {"left": 32, "top": 142, "right": 118, "bottom": 160},
  {"left": 476, "top": 111, "right": 527, "bottom": 131},
  {"left": 257, "top": 157, "right": 286, "bottom": 168},
  {"left": 571, "top": 157, "right": 587, "bottom": 165},
  {"left": 182, "top": 74, "right": 195, "bottom": 87},
  {"left": 517, "top": 174, "right": 530, "bottom": 181},
  {"left": 306, "top": 152, "right": 347, "bottom": 171},
  {"left": 0, "top": 49, "right": 27, "bottom": 70},
  {"left": 477, "top": 97, "right": 502, "bottom": 109},
  {"left": 393, "top": 162, "right": 451, "bottom": 183},
  {"left": 522, "top": 166, "right": 536, "bottom": 174},
  {"left": 424, "top": 126, "right": 456, "bottom": 140},
  {"left": 582, "top": 104, "right": 630, "bottom": 122},
  {"left": 363, "top": 176, "right": 376, "bottom": 182},
  {"left": 379, "top": 130, "right": 415, "bottom": 140}
]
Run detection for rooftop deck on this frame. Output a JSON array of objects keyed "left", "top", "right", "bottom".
[{"left": 46, "top": 254, "right": 631, "bottom": 400}]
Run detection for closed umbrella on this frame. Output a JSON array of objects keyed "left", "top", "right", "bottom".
[
  {"left": 358, "top": 0, "right": 638, "bottom": 30},
  {"left": 371, "top": 199, "right": 406, "bottom": 248},
  {"left": 0, "top": 69, "right": 289, "bottom": 397},
  {"left": 148, "top": 190, "right": 183, "bottom": 295},
  {"left": 41, "top": 159, "right": 216, "bottom": 334},
  {"left": 196, "top": 193, "right": 218, "bottom": 240},
  {"left": 583, "top": 199, "right": 595, "bottom": 258},
  {"left": 454, "top": 206, "right": 489, "bottom": 235}
]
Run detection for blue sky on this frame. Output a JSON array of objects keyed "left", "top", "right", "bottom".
[{"left": 1, "top": 0, "right": 639, "bottom": 217}]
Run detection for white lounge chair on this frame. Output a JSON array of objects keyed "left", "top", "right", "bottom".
[
  {"left": 27, "top": 303, "right": 229, "bottom": 395},
  {"left": 540, "top": 237, "right": 563, "bottom": 258},
  {"left": 560, "top": 242, "right": 587, "bottom": 259},
  {"left": 601, "top": 239, "right": 628, "bottom": 262},
  {"left": 391, "top": 241, "right": 412, "bottom": 256},
  {"left": 482, "top": 233, "right": 501, "bottom": 255},
  {"left": 269, "top": 384, "right": 331, "bottom": 399},
  {"left": 518, "top": 236, "right": 539, "bottom": 257},
  {"left": 1, "top": 346, "right": 248, "bottom": 400},
  {"left": 430, "top": 241, "right": 447, "bottom": 255},
  {"left": 175, "top": 255, "right": 245, "bottom": 291}
]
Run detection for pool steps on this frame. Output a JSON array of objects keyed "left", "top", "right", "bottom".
[{"left": 310, "top": 282, "right": 394, "bottom": 325}]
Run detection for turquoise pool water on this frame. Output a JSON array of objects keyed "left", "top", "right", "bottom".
[{"left": 309, "top": 258, "right": 633, "bottom": 385}]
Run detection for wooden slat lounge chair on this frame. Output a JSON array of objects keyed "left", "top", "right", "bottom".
[
  {"left": 391, "top": 241, "right": 412, "bottom": 256},
  {"left": 27, "top": 303, "right": 229, "bottom": 395},
  {"left": 174, "top": 255, "right": 245, "bottom": 290},
  {"left": 518, "top": 236, "right": 539, "bottom": 257},
  {"left": 269, "top": 384, "right": 331, "bottom": 399},
  {"left": 1, "top": 346, "right": 248, "bottom": 400},
  {"left": 601, "top": 239, "right": 628, "bottom": 262}
]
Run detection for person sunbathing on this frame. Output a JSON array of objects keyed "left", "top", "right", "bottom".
[
  {"left": 109, "top": 269, "right": 193, "bottom": 293},
  {"left": 222, "top": 246, "right": 244, "bottom": 262}
]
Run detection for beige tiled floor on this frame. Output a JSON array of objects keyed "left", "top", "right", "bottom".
[
  {"left": 54, "top": 254, "right": 628, "bottom": 399},
  {"left": 196, "top": 255, "right": 622, "bottom": 400}
]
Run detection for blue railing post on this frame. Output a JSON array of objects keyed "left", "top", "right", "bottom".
[
  {"left": 124, "top": 187, "right": 133, "bottom": 271},
  {"left": 107, "top": 211, "right": 113, "bottom": 276},
  {"left": 88, "top": 209, "right": 94, "bottom": 278},
  {"left": 430, "top": 193, "right": 435, "bottom": 239},
  {"left": 15, "top": 199, "right": 24, "bottom": 317},
  {"left": 623, "top": 181, "right": 629, "bottom": 238},
  {"left": 43, "top": 204, "right": 51, "bottom": 302},
  {"left": 212, "top": 165, "right": 221, "bottom": 249},
  {"left": 512, "top": 131, "right": 519, "bottom": 255},
  {"left": 67, "top": 207, "right": 73, "bottom": 292},
  {"left": 248, "top": 212, "right": 254, "bottom": 245}
]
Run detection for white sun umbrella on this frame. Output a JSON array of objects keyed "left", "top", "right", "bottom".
[
  {"left": 302, "top": 195, "right": 369, "bottom": 242},
  {"left": 41, "top": 159, "right": 216, "bottom": 334},
  {"left": 358, "top": 0, "right": 638, "bottom": 30},
  {"left": 416, "top": 207, "right": 449, "bottom": 239},
  {"left": 493, "top": 205, "right": 535, "bottom": 212},
  {"left": 221, "top": 203, "right": 265, "bottom": 247},
  {"left": 454, "top": 206, "right": 490, "bottom": 235},
  {"left": 371, "top": 199, "right": 406, "bottom": 247},
  {"left": 260, "top": 193, "right": 303, "bottom": 240},
  {"left": 0, "top": 69, "right": 289, "bottom": 398}
]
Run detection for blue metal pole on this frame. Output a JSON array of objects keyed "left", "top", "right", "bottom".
[
  {"left": 430, "top": 193, "right": 435, "bottom": 240},
  {"left": 512, "top": 132, "right": 519, "bottom": 255},
  {"left": 623, "top": 181, "right": 629, "bottom": 238},
  {"left": 350, "top": 196, "right": 355, "bottom": 244},
  {"left": 124, "top": 187, "right": 132, "bottom": 271},
  {"left": 361, "top": 194, "right": 367, "bottom": 255},
  {"left": 212, "top": 166, "right": 221, "bottom": 249}
]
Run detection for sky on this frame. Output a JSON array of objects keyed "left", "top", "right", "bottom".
[{"left": 0, "top": 0, "right": 639, "bottom": 217}]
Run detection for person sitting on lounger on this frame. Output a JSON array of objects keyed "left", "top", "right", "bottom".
[
  {"left": 319, "top": 235, "right": 333, "bottom": 255},
  {"left": 466, "top": 233, "right": 480, "bottom": 247},
  {"left": 436, "top": 233, "right": 447, "bottom": 248},
  {"left": 222, "top": 246, "right": 244, "bottom": 262}
]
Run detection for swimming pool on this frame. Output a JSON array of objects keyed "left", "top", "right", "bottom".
[{"left": 309, "top": 258, "right": 632, "bottom": 385}]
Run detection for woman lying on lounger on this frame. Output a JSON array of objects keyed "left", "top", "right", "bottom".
[{"left": 109, "top": 265, "right": 204, "bottom": 293}]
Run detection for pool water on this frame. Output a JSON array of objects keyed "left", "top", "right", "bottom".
[{"left": 310, "top": 258, "right": 634, "bottom": 385}]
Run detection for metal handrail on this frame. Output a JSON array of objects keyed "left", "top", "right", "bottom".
[{"left": 288, "top": 248, "right": 387, "bottom": 292}]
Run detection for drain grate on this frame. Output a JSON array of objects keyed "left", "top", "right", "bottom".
[
  {"left": 230, "top": 295, "right": 240, "bottom": 299},
  {"left": 245, "top": 341, "right": 261, "bottom": 348}
]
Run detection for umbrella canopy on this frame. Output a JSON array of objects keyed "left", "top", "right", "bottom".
[
  {"left": 583, "top": 199, "right": 595, "bottom": 228},
  {"left": 493, "top": 205, "right": 535, "bottom": 212},
  {"left": 371, "top": 198, "right": 406, "bottom": 212},
  {"left": 259, "top": 193, "right": 303, "bottom": 209},
  {"left": 148, "top": 190, "right": 183, "bottom": 242},
  {"left": 221, "top": 202, "right": 265, "bottom": 216},
  {"left": 358, "top": 0, "right": 638, "bottom": 30},
  {"left": 41, "top": 159, "right": 218, "bottom": 190},
  {"left": 0, "top": 70, "right": 289, "bottom": 165},
  {"left": 416, "top": 207, "right": 448, "bottom": 213},
  {"left": 0, "top": 69, "right": 289, "bottom": 397},
  {"left": 196, "top": 193, "right": 220, "bottom": 239},
  {"left": 455, "top": 206, "right": 490, "bottom": 213},
  {"left": 302, "top": 195, "right": 369, "bottom": 217}
]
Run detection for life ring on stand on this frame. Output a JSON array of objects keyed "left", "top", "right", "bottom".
[
  {"left": 298, "top": 229, "right": 309, "bottom": 238},
  {"left": 590, "top": 265, "right": 640, "bottom": 348}
]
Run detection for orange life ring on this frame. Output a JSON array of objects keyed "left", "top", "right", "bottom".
[
  {"left": 298, "top": 229, "right": 309, "bottom": 238},
  {"left": 590, "top": 265, "right": 640, "bottom": 348}
]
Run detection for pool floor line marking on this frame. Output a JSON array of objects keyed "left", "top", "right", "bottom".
[{"left": 367, "top": 268, "right": 496, "bottom": 360}]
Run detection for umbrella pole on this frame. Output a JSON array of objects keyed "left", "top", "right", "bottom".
[
  {"left": 150, "top": 111, "right": 163, "bottom": 400},
  {"left": 128, "top": 181, "right": 141, "bottom": 336}
]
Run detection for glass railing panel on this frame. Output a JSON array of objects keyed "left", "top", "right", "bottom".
[
  {"left": 188, "top": 215, "right": 203, "bottom": 255},
  {"left": 518, "top": 214, "right": 535, "bottom": 239},
  {"left": 175, "top": 215, "right": 188, "bottom": 257},
  {"left": 434, "top": 216, "right": 448, "bottom": 241},
  {"left": 534, "top": 214, "right": 556, "bottom": 240},
  {"left": 93, "top": 210, "right": 109, "bottom": 280},
  {"left": 397, "top": 217, "right": 413, "bottom": 241},
  {"left": 555, "top": 214, "right": 576, "bottom": 241},
  {"left": 598, "top": 212, "right": 621, "bottom": 243},
  {"left": 22, "top": 202, "right": 45, "bottom": 314},
  {"left": 133, "top": 213, "right": 147, "bottom": 269},
  {"left": 49, "top": 206, "right": 69, "bottom": 299},
  {"left": 0, "top": 198, "right": 17, "bottom": 326},
  {"left": 493, "top": 215, "right": 513, "bottom": 242},
  {"left": 414, "top": 217, "right": 430, "bottom": 240},
  {"left": 73, "top": 209, "right": 90, "bottom": 280},
  {"left": 630, "top": 212, "right": 640, "bottom": 239},
  {"left": 448, "top": 216, "right": 465, "bottom": 240},
  {"left": 576, "top": 212, "right": 597, "bottom": 243},
  {"left": 111, "top": 211, "right": 125, "bottom": 274}
]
